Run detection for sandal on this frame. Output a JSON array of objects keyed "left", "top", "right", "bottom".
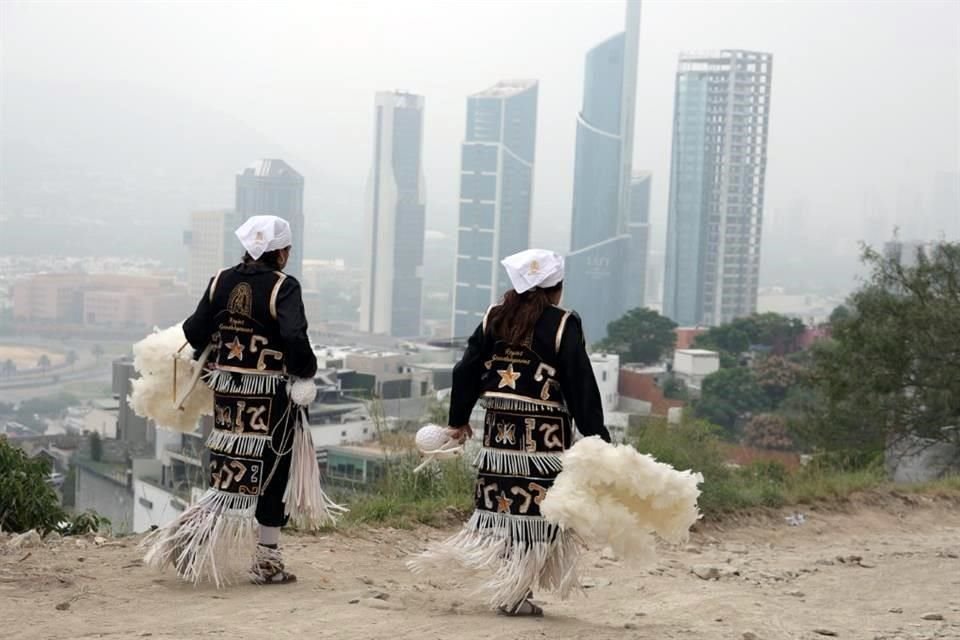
[
  {"left": 497, "top": 593, "right": 544, "bottom": 617},
  {"left": 250, "top": 546, "right": 298, "bottom": 585}
]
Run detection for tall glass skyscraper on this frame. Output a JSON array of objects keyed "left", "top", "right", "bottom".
[
  {"left": 663, "top": 51, "right": 773, "bottom": 327},
  {"left": 452, "top": 80, "right": 538, "bottom": 338},
  {"left": 565, "top": 0, "right": 641, "bottom": 342},
  {"left": 361, "top": 91, "right": 427, "bottom": 337},
  {"left": 236, "top": 159, "right": 305, "bottom": 281}
]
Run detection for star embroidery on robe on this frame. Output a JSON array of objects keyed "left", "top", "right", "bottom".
[
  {"left": 496, "top": 492, "right": 514, "bottom": 514},
  {"left": 226, "top": 336, "right": 245, "bottom": 360},
  {"left": 497, "top": 364, "right": 521, "bottom": 389}
]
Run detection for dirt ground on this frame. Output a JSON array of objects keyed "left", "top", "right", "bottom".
[{"left": 2, "top": 495, "right": 959, "bottom": 640}]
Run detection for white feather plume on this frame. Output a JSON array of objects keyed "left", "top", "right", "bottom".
[
  {"left": 128, "top": 324, "right": 213, "bottom": 433},
  {"left": 540, "top": 436, "right": 703, "bottom": 564}
]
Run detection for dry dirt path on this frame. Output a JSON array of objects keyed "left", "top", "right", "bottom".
[{"left": 3, "top": 497, "right": 959, "bottom": 640}]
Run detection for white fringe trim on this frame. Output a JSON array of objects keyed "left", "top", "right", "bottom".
[
  {"left": 140, "top": 489, "right": 257, "bottom": 588},
  {"left": 474, "top": 447, "right": 564, "bottom": 476},
  {"left": 407, "top": 510, "right": 583, "bottom": 609},
  {"left": 206, "top": 369, "right": 283, "bottom": 395},
  {"left": 282, "top": 408, "right": 347, "bottom": 530},
  {"left": 206, "top": 430, "right": 271, "bottom": 457},
  {"left": 481, "top": 396, "right": 566, "bottom": 414}
]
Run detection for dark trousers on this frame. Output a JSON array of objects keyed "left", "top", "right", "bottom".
[{"left": 255, "top": 402, "right": 295, "bottom": 528}]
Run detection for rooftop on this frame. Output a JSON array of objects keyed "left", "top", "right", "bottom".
[
  {"left": 471, "top": 79, "right": 538, "bottom": 99},
  {"left": 239, "top": 158, "right": 302, "bottom": 179},
  {"left": 676, "top": 349, "right": 719, "bottom": 357}
]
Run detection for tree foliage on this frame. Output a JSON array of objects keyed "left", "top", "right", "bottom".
[
  {"left": 596, "top": 307, "right": 677, "bottom": 365},
  {"left": 695, "top": 367, "right": 770, "bottom": 434},
  {"left": 0, "top": 439, "right": 66, "bottom": 534},
  {"left": 694, "top": 313, "right": 806, "bottom": 363},
  {"left": 805, "top": 243, "right": 960, "bottom": 453},
  {"left": 743, "top": 413, "right": 794, "bottom": 451},
  {"left": 753, "top": 355, "right": 802, "bottom": 406}
]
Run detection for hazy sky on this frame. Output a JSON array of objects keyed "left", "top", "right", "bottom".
[{"left": 3, "top": 0, "right": 959, "bottom": 261}]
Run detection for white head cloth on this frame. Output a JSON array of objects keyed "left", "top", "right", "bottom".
[
  {"left": 501, "top": 249, "right": 565, "bottom": 294},
  {"left": 235, "top": 215, "right": 292, "bottom": 260}
]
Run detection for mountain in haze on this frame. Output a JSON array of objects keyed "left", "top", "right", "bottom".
[{"left": 0, "top": 75, "right": 361, "bottom": 263}]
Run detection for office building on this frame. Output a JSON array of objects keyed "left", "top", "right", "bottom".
[
  {"left": 565, "top": 0, "right": 642, "bottom": 341},
  {"left": 360, "top": 91, "right": 427, "bottom": 337},
  {"left": 452, "top": 80, "right": 539, "bottom": 337},
  {"left": 625, "top": 172, "right": 652, "bottom": 311},
  {"left": 236, "top": 159, "right": 305, "bottom": 281}
]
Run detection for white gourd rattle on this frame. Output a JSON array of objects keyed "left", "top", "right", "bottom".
[{"left": 413, "top": 424, "right": 465, "bottom": 474}]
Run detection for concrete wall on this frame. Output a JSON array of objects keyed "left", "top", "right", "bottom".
[
  {"left": 673, "top": 350, "right": 720, "bottom": 377},
  {"left": 75, "top": 464, "right": 134, "bottom": 534},
  {"left": 132, "top": 478, "right": 185, "bottom": 533},
  {"left": 310, "top": 420, "right": 377, "bottom": 448},
  {"left": 591, "top": 353, "right": 621, "bottom": 413},
  {"left": 619, "top": 368, "right": 684, "bottom": 417},
  {"left": 886, "top": 434, "right": 960, "bottom": 483}
]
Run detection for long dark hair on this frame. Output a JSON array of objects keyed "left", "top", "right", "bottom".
[
  {"left": 487, "top": 282, "right": 562, "bottom": 345},
  {"left": 242, "top": 249, "right": 286, "bottom": 271}
]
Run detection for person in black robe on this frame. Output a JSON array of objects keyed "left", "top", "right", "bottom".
[
  {"left": 142, "top": 215, "right": 323, "bottom": 586},
  {"left": 409, "top": 249, "right": 610, "bottom": 616}
]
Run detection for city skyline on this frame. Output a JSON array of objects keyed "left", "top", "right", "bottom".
[
  {"left": 451, "top": 80, "right": 539, "bottom": 338},
  {"left": 2, "top": 1, "right": 957, "bottom": 340}
]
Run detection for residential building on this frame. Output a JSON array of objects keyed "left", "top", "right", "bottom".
[
  {"left": 663, "top": 50, "right": 773, "bottom": 327},
  {"left": 672, "top": 348, "right": 720, "bottom": 392},
  {"left": 361, "top": 92, "right": 426, "bottom": 337},
  {"left": 452, "top": 80, "right": 539, "bottom": 337},
  {"left": 236, "top": 159, "right": 305, "bottom": 281},
  {"left": 619, "top": 364, "right": 685, "bottom": 417},
  {"left": 565, "top": 0, "right": 642, "bottom": 342}
]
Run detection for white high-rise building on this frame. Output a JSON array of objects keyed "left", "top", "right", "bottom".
[
  {"left": 360, "top": 91, "right": 426, "bottom": 337},
  {"left": 452, "top": 80, "right": 539, "bottom": 338}
]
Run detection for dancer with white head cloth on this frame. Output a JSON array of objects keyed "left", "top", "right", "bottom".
[
  {"left": 409, "top": 248, "right": 611, "bottom": 616},
  {"left": 140, "top": 215, "right": 344, "bottom": 587}
]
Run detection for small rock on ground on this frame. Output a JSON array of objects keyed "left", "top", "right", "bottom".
[
  {"left": 813, "top": 630, "right": 838, "bottom": 637},
  {"left": 582, "top": 577, "right": 612, "bottom": 588},
  {"left": 7, "top": 530, "right": 42, "bottom": 550},
  {"left": 361, "top": 598, "right": 405, "bottom": 611},
  {"left": 921, "top": 613, "right": 944, "bottom": 621},
  {"left": 692, "top": 565, "right": 738, "bottom": 580}
]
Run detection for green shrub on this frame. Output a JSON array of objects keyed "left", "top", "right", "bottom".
[
  {"left": 0, "top": 438, "right": 109, "bottom": 535},
  {"left": 1, "top": 438, "right": 67, "bottom": 533}
]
